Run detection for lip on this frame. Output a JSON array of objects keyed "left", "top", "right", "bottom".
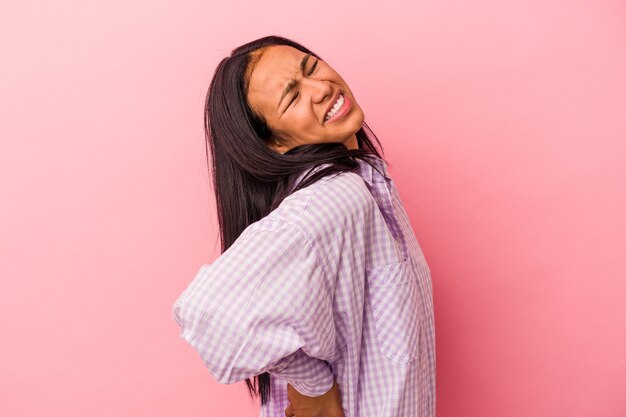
[
  {"left": 324, "top": 90, "right": 352, "bottom": 124},
  {"left": 324, "top": 89, "right": 344, "bottom": 124}
]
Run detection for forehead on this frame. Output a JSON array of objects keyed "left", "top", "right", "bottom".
[{"left": 247, "top": 45, "right": 306, "bottom": 113}]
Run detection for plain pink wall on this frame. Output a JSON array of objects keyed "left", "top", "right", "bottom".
[{"left": 1, "top": 1, "right": 624, "bottom": 416}]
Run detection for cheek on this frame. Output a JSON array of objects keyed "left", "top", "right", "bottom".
[
  {"left": 290, "top": 107, "right": 320, "bottom": 127},
  {"left": 281, "top": 112, "right": 320, "bottom": 140}
]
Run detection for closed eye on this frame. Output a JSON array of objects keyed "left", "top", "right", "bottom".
[{"left": 287, "top": 59, "right": 320, "bottom": 108}]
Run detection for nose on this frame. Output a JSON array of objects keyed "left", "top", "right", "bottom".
[{"left": 302, "top": 78, "right": 333, "bottom": 104}]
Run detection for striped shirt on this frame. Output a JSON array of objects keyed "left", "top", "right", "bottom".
[{"left": 172, "top": 155, "right": 436, "bottom": 417}]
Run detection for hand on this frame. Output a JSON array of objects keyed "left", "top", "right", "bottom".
[{"left": 284, "top": 377, "right": 345, "bottom": 417}]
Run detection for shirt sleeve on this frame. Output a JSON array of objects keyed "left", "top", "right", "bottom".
[{"left": 172, "top": 219, "right": 337, "bottom": 397}]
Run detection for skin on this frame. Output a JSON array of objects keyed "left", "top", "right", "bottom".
[
  {"left": 246, "top": 45, "right": 365, "bottom": 154},
  {"left": 247, "top": 45, "right": 354, "bottom": 415},
  {"left": 285, "top": 378, "right": 345, "bottom": 417}
]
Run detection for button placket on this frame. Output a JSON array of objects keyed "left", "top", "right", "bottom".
[{"left": 374, "top": 179, "right": 410, "bottom": 262}]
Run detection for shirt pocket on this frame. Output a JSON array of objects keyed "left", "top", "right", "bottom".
[{"left": 367, "top": 259, "right": 421, "bottom": 364}]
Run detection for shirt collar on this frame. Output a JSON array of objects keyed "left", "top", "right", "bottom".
[
  {"left": 356, "top": 155, "right": 390, "bottom": 186},
  {"left": 292, "top": 155, "right": 390, "bottom": 189}
]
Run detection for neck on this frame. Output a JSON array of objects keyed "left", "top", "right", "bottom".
[{"left": 345, "top": 134, "right": 358, "bottom": 150}]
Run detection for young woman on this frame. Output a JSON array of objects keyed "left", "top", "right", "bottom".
[{"left": 172, "top": 35, "right": 435, "bottom": 417}]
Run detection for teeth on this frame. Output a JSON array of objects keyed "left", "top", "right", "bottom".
[{"left": 325, "top": 94, "right": 344, "bottom": 121}]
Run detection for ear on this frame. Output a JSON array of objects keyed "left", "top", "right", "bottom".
[{"left": 267, "top": 136, "right": 289, "bottom": 155}]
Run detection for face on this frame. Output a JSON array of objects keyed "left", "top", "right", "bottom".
[{"left": 246, "top": 45, "right": 365, "bottom": 154}]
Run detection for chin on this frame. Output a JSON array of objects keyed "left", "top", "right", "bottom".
[
  {"left": 344, "top": 106, "right": 364, "bottom": 128},
  {"left": 346, "top": 113, "right": 365, "bottom": 132}
]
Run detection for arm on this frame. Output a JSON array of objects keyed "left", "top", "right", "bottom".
[
  {"left": 172, "top": 220, "right": 337, "bottom": 396},
  {"left": 269, "top": 348, "right": 334, "bottom": 396}
]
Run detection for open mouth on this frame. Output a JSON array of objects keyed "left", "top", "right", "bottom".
[{"left": 324, "top": 92, "right": 352, "bottom": 124}]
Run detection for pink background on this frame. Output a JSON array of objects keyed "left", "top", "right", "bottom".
[{"left": 1, "top": 1, "right": 625, "bottom": 416}]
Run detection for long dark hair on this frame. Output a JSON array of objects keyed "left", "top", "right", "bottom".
[{"left": 204, "top": 34, "right": 387, "bottom": 405}]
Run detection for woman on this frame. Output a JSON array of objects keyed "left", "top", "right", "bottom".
[{"left": 172, "top": 35, "right": 436, "bottom": 417}]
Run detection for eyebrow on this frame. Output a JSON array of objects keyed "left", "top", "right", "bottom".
[{"left": 276, "top": 53, "right": 312, "bottom": 110}]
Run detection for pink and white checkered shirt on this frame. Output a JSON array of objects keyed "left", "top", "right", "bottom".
[{"left": 172, "top": 155, "right": 435, "bottom": 417}]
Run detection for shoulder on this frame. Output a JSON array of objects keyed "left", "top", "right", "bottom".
[
  {"left": 278, "top": 169, "right": 375, "bottom": 214},
  {"left": 260, "top": 170, "right": 377, "bottom": 241},
  {"left": 307, "top": 169, "right": 376, "bottom": 212},
  {"left": 239, "top": 171, "right": 379, "bottom": 274}
]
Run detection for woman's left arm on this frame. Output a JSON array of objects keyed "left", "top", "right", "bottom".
[{"left": 172, "top": 220, "right": 337, "bottom": 397}]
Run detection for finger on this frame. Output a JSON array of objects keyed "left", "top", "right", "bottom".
[{"left": 284, "top": 402, "right": 294, "bottom": 417}]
